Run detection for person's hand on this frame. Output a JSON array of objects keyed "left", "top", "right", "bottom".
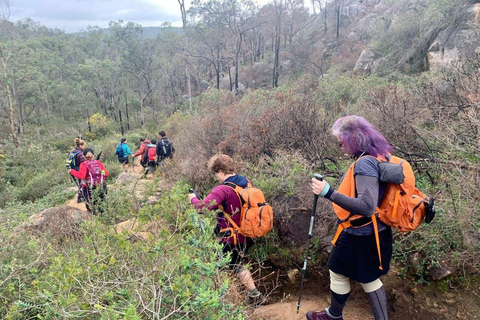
[
  {"left": 311, "top": 177, "right": 330, "bottom": 197},
  {"left": 188, "top": 193, "right": 197, "bottom": 201},
  {"left": 69, "top": 169, "right": 73, "bottom": 174}
]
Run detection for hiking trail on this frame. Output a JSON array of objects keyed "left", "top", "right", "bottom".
[{"left": 58, "top": 163, "right": 480, "bottom": 319}]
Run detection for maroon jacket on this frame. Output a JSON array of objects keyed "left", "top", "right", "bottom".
[
  {"left": 191, "top": 175, "right": 249, "bottom": 245},
  {"left": 73, "top": 146, "right": 85, "bottom": 167}
]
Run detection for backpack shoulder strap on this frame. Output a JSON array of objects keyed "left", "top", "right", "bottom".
[{"left": 222, "top": 181, "right": 246, "bottom": 208}]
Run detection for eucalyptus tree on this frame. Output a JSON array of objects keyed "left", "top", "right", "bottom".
[
  {"left": 109, "top": 21, "right": 161, "bottom": 130},
  {"left": 190, "top": 1, "right": 231, "bottom": 90},
  {"left": 0, "top": 0, "right": 17, "bottom": 147},
  {"left": 191, "top": 0, "right": 262, "bottom": 92}
]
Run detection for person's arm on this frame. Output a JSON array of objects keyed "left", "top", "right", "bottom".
[
  {"left": 327, "top": 174, "right": 380, "bottom": 217},
  {"left": 190, "top": 187, "right": 225, "bottom": 212},
  {"left": 133, "top": 144, "right": 145, "bottom": 158},
  {"left": 125, "top": 145, "right": 133, "bottom": 156},
  {"left": 70, "top": 162, "right": 87, "bottom": 179}
]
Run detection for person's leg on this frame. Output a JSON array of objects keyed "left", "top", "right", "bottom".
[
  {"left": 306, "top": 270, "right": 349, "bottom": 320},
  {"left": 360, "top": 279, "right": 388, "bottom": 320},
  {"left": 328, "top": 270, "right": 350, "bottom": 317}
]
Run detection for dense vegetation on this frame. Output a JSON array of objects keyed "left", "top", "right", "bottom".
[{"left": 0, "top": 0, "right": 479, "bottom": 318}]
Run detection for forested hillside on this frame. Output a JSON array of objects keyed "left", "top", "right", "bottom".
[{"left": 0, "top": 0, "right": 479, "bottom": 319}]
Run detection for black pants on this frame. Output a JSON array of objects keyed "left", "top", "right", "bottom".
[
  {"left": 83, "top": 184, "right": 107, "bottom": 214},
  {"left": 222, "top": 239, "right": 255, "bottom": 272}
]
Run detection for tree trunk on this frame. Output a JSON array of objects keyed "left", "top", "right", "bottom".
[
  {"left": 178, "top": 0, "right": 192, "bottom": 109},
  {"left": 124, "top": 91, "right": 130, "bottom": 131},
  {"left": 273, "top": 0, "right": 283, "bottom": 88},
  {"left": 87, "top": 108, "right": 92, "bottom": 133},
  {"left": 140, "top": 95, "right": 145, "bottom": 131},
  {"left": 119, "top": 109, "right": 124, "bottom": 135},
  {"left": 1, "top": 57, "right": 18, "bottom": 147}
]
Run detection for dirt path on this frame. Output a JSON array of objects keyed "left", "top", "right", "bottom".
[{"left": 252, "top": 294, "right": 373, "bottom": 320}]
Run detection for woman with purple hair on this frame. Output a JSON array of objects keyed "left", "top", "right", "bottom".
[{"left": 307, "top": 116, "right": 393, "bottom": 320}]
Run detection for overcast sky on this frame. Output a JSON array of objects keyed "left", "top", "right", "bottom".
[{"left": 7, "top": 0, "right": 273, "bottom": 33}]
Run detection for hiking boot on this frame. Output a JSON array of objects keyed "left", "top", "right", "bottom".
[
  {"left": 306, "top": 309, "right": 343, "bottom": 320},
  {"left": 244, "top": 288, "right": 267, "bottom": 306}
]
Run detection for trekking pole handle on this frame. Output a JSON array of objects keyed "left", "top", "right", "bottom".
[
  {"left": 308, "top": 174, "right": 322, "bottom": 237},
  {"left": 189, "top": 189, "right": 201, "bottom": 199}
]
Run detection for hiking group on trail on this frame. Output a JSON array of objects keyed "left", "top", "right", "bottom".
[
  {"left": 131, "top": 131, "right": 175, "bottom": 179},
  {"left": 64, "top": 118, "right": 434, "bottom": 319}
]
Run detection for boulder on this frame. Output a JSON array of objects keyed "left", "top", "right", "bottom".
[
  {"left": 116, "top": 172, "right": 142, "bottom": 184},
  {"left": 20, "top": 206, "right": 91, "bottom": 239},
  {"left": 353, "top": 48, "right": 380, "bottom": 75},
  {"left": 429, "top": 260, "right": 452, "bottom": 281},
  {"left": 428, "top": 3, "right": 480, "bottom": 71}
]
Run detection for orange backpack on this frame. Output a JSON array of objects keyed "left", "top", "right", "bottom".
[
  {"left": 332, "top": 155, "right": 435, "bottom": 269},
  {"left": 220, "top": 182, "right": 274, "bottom": 245}
]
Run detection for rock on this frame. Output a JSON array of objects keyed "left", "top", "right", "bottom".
[
  {"left": 353, "top": 48, "right": 380, "bottom": 76},
  {"left": 116, "top": 219, "right": 150, "bottom": 241},
  {"left": 408, "top": 252, "right": 424, "bottom": 275},
  {"left": 429, "top": 260, "right": 452, "bottom": 281},
  {"left": 287, "top": 269, "right": 299, "bottom": 283},
  {"left": 348, "top": 13, "right": 389, "bottom": 41},
  {"left": 428, "top": 3, "right": 480, "bottom": 71},
  {"left": 148, "top": 195, "right": 161, "bottom": 205},
  {"left": 20, "top": 206, "right": 91, "bottom": 239},
  {"left": 116, "top": 172, "right": 141, "bottom": 184},
  {"left": 200, "top": 80, "right": 210, "bottom": 90},
  {"left": 341, "top": 3, "right": 367, "bottom": 22}
]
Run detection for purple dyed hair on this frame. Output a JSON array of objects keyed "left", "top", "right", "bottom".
[{"left": 332, "top": 115, "right": 393, "bottom": 158}]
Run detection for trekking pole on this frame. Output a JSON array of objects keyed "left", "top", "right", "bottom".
[
  {"left": 189, "top": 188, "right": 206, "bottom": 235},
  {"left": 296, "top": 174, "right": 323, "bottom": 314}
]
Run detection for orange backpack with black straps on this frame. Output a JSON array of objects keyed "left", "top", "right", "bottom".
[
  {"left": 332, "top": 155, "right": 435, "bottom": 269},
  {"left": 220, "top": 182, "right": 274, "bottom": 245}
]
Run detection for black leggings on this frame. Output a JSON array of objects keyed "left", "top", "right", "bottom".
[{"left": 222, "top": 239, "right": 255, "bottom": 273}]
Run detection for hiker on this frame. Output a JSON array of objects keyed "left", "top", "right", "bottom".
[
  {"left": 144, "top": 139, "right": 158, "bottom": 179},
  {"left": 70, "top": 148, "right": 109, "bottom": 214},
  {"left": 307, "top": 115, "right": 392, "bottom": 320},
  {"left": 156, "top": 130, "right": 175, "bottom": 168},
  {"left": 132, "top": 137, "right": 151, "bottom": 169},
  {"left": 66, "top": 138, "right": 87, "bottom": 202},
  {"left": 115, "top": 138, "right": 133, "bottom": 172},
  {"left": 188, "top": 154, "right": 265, "bottom": 305}
]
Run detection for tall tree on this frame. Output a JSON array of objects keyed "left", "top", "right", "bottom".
[
  {"left": 178, "top": 0, "right": 193, "bottom": 108},
  {"left": 273, "top": 0, "right": 284, "bottom": 87},
  {"left": 0, "top": 0, "right": 17, "bottom": 147}
]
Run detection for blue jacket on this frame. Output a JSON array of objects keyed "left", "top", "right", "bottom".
[{"left": 116, "top": 143, "right": 133, "bottom": 158}]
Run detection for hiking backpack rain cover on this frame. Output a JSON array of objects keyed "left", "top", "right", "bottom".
[
  {"left": 85, "top": 160, "right": 105, "bottom": 187},
  {"left": 222, "top": 182, "right": 274, "bottom": 244}
]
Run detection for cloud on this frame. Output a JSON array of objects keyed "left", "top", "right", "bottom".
[
  {"left": 8, "top": 0, "right": 183, "bottom": 32},
  {"left": 7, "top": 0, "right": 274, "bottom": 32}
]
